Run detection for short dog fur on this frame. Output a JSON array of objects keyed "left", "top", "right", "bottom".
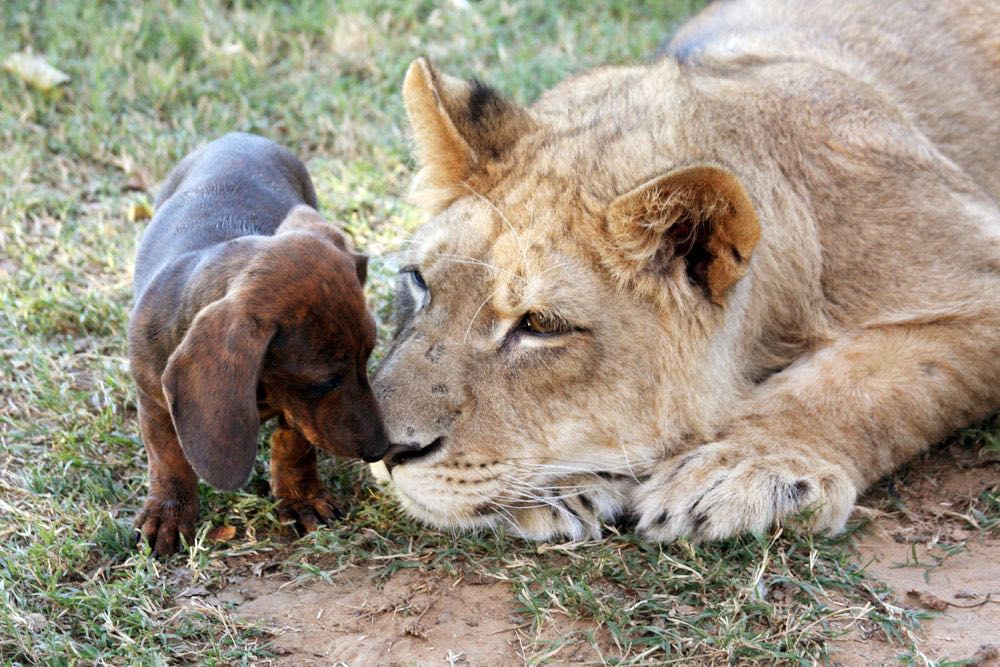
[{"left": 128, "top": 132, "right": 388, "bottom": 555}]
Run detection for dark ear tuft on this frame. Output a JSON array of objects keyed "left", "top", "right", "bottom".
[
  {"left": 468, "top": 79, "right": 500, "bottom": 126},
  {"left": 606, "top": 164, "right": 760, "bottom": 305},
  {"left": 161, "top": 298, "right": 273, "bottom": 490},
  {"left": 403, "top": 57, "right": 535, "bottom": 212}
]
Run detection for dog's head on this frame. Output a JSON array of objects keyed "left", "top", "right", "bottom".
[{"left": 161, "top": 205, "right": 389, "bottom": 490}]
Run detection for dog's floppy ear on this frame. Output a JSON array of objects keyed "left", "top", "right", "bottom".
[
  {"left": 606, "top": 164, "right": 760, "bottom": 305},
  {"left": 277, "top": 205, "right": 369, "bottom": 285},
  {"left": 161, "top": 298, "right": 274, "bottom": 490},
  {"left": 277, "top": 205, "right": 348, "bottom": 248}
]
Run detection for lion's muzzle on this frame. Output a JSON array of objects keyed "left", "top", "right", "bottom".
[{"left": 382, "top": 436, "right": 445, "bottom": 472}]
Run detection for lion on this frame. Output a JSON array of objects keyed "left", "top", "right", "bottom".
[{"left": 370, "top": 0, "right": 1000, "bottom": 543}]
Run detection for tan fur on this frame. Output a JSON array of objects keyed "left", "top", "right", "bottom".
[{"left": 373, "top": 0, "right": 1000, "bottom": 542}]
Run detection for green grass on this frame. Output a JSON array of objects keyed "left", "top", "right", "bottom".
[{"left": 1, "top": 1, "right": 998, "bottom": 665}]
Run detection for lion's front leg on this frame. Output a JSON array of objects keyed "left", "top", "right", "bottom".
[
  {"left": 636, "top": 316, "right": 1000, "bottom": 542},
  {"left": 635, "top": 441, "right": 858, "bottom": 541}
]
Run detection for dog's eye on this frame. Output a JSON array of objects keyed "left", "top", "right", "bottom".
[
  {"left": 302, "top": 374, "right": 344, "bottom": 398},
  {"left": 519, "top": 312, "right": 571, "bottom": 336}
]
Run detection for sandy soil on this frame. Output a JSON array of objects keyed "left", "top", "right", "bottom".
[
  {"left": 237, "top": 568, "right": 522, "bottom": 666},
  {"left": 228, "top": 567, "right": 607, "bottom": 665},
  {"left": 224, "top": 447, "right": 999, "bottom": 666},
  {"left": 831, "top": 448, "right": 1000, "bottom": 667}
]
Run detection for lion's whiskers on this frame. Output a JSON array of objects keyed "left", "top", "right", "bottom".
[{"left": 464, "top": 283, "right": 505, "bottom": 343}]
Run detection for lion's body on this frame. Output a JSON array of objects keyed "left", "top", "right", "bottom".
[{"left": 373, "top": 0, "right": 1000, "bottom": 542}]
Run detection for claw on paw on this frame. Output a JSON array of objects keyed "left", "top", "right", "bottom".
[
  {"left": 135, "top": 497, "right": 198, "bottom": 557},
  {"left": 276, "top": 490, "right": 342, "bottom": 536},
  {"left": 634, "top": 445, "right": 858, "bottom": 543}
]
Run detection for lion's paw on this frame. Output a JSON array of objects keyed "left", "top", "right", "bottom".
[{"left": 634, "top": 442, "right": 857, "bottom": 542}]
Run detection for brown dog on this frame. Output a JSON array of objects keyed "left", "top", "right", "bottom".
[{"left": 128, "top": 132, "right": 389, "bottom": 556}]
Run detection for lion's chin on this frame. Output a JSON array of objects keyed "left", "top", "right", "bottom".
[
  {"left": 390, "top": 488, "right": 581, "bottom": 541},
  {"left": 369, "top": 462, "right": 498, "bottom": 531},
  {"left": 394, "top": 488, "right": 499, "bottom": 532},
  {"left": 370, "top": 462, "right": 635, "bottom": 542}
]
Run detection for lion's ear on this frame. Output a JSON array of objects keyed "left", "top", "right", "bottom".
[
  {"left": 403, "top": 57, "right": 534, "bottom": 213},
  {"left": 606, "top": 165, "right": 761, "bottom": 306}
]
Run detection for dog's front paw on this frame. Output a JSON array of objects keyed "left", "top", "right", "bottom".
[
  {"left": 275, "top": 486, "right": 342, "bottom": 535},
  {"left": 135, "top": 493, "right": 199, "bottom": 557},
  {"left": 634, "top": 442, "right": 857, "bottom": 542}
]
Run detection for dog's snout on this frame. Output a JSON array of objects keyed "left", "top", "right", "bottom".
[
  {"left": 360, "top": 427, "right": 391, "bottom": 463},
  {"left": 383, "top": 437, "right": 444, "bottom": 471},
  {"left": 357, "top": 410, "right": 391, "bottom": 463}
]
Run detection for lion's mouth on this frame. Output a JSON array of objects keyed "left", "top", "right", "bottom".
[{"left": 386, "top": 436, "right": 445, "bottom": 471}]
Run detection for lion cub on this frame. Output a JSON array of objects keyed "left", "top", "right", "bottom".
[{"left": 370, "top": 0, "right": 1000, "bottom": 543}]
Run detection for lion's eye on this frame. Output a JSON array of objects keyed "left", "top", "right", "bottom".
[
  {"left": 400, "top": 266, "right": 427, "bottom": 290},
  {"left": 520, "top": 312, "right": 569, "bottom": 336},
  {"left": 399, "top": 266, "right": 430, "bottom": 310}
]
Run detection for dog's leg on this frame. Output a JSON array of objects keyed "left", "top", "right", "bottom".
[
  {"left": 270, "top": 425, "right": 341, "bottom": 534},
  {"left": 135, "top": 392, "right": 199, "bottom": 556},
  {"left": 635, "top": 312, "right": 1000, "bottom": 542}
]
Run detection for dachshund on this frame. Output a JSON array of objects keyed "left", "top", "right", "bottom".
[{"left": 128, "top": 132, "right": 389, "bottom": 556}]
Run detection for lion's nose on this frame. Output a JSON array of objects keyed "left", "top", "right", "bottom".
[{"left": 383, "top": 437, "right": 444, "bottom": 472}]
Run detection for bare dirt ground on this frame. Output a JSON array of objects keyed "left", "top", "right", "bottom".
[
  {"left": 232, "top": 567, "right": 608, "bottom": 665},
  {"left": 238, "top": 569, "right": 524, "bottom": 666},
  {"left": 230, "top": 447, "right": 999, "bottom": 666},
  {"left": 832, "top": 447, "right": 1000, "bottom": 667}
]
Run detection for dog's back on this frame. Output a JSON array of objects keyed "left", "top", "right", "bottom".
[{"left": 133, "top": 132, "right": 317, "bottom": 298}]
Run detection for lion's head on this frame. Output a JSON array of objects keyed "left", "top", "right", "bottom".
[{"left": 372, "top": 58, "right": 762, "bottom": 539}]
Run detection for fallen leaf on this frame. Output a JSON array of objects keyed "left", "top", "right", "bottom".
[
  {"left": 906, "top": 589, "right": 948, "bottom": 611},
  {"left": 127, "top": 201, "right": 153, "bottom": 223},
  {"left": 207, "top": 525, "right": 237, "bottom": 542},
  {"left": 462, "top": 573, "right": 497, "bottom": 586},
  {"left": 205, "top": 590, "right": 244, "bottom": 606},
  {"left": 179, "top": 585, "right": 209, "bottom": 598},
  {"left": 124, "top": 170, "right": 150, "bottom": 192},
  {"left": 3, "top": 52, "right": 70, "bottom": 92},
  {"left": 251, "top": 560, "right": 279, "bottom": 577},
  {"left": 669, "top": 604, "right": 699, "bottom": 617}
]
